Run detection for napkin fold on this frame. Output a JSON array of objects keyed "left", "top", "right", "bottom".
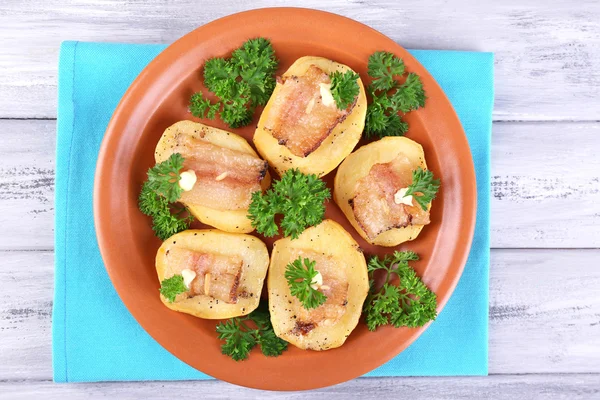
[{"left": 53, "top": 41, "right": 493, "bottom": 382}]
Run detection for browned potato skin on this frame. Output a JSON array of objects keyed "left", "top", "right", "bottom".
[
  {"left": 268, "top": 220, "right": 369, "bottom": 350},
  {"left": 254, "top": 56, "right": 367, "bottom": 177},
  {"left": 334, "top": 136, "right": 430, "bottom": 247},
  {"left": 155, "top": 120, "right": 271, "bottom": 233},
  {"left": 156, "top": 229, "right": 269, "bottom": 319}
]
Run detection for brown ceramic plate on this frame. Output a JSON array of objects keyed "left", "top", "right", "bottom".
[{"left": 94, "top": 7, "right": 476, "bottom": 391}]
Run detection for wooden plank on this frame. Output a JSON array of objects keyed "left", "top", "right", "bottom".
[
  {"left": 0, "top": 0, "right": 599, "bottom": 120},
  {"left": 488, "top": 249, "right": 600, "bottom": 374},
  {"left": 2, "top": 119, "right": 600, "bottom": 249},
  {"left": 491, "top": 121, "right": 600, "bottom": 248},
  {"left": 1, "top": 249, "right": 598, "bottom": 382},
  {"left": 0, "top": 251, "right": 54, "bottom": 381},
  {"left": 0, "top": 120, "right": 55, "bottom": 250},
  {"left": 1, "top": 374, "right": 599, "bottom": 400}
]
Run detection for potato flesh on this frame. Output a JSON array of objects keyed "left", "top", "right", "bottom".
[
  {"left": 268, "top": 220, "right": 369, "bottom": 350},
  {"left": 334, "top": 136, "right": 430, "bottom": 246},
  {"left": 155, "top": 229, "right": 269, "bottom": 319},
  {"left": 254, "top": 57, "right": 367, "bottom": 177},
  {"left": 154, "top": 120, "right": 271, "bottom": 233}
]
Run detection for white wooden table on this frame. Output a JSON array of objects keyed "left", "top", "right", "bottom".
[{"left": 1, "top": 1, "right": 599, "bottom": 398}]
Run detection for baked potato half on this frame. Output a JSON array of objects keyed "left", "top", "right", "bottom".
[
  {"left": 155, "top": 229, "right": 269, "bottom": 319},
  {"left": 334, "top": 136, "right": 431, "bottom": 247},
  {"left": 254, "top": 56, "right": 367, "bottom": 177},
  {"left": 268, "top": 220, "right": 369, "bottom": 350},
  {"left": 155, "top": 120, "right": 270, "bottom": 233}
]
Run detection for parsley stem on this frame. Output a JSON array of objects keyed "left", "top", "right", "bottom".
[
  {"left": 385, "top": 266, "right": 393, "bottom": 283},
  {"left": 173, "top": 206, "right": 186, "bottom": 216},
  {"left": 238, "top": 320, "right": 252, "bottom": 331}
]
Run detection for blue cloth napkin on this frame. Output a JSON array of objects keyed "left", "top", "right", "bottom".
[{"left": 53, "top": 41, "right": 493, "bottom": 382}]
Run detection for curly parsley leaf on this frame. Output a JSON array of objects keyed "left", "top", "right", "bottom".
[
  {"left": 146, "top": 153, "right": 185, "bottom": 203},
  {"left": 203, "top": 58, "right": 233, "bottom": 94},
  {"left": 232, "top": 37, "right": 279, "bottom": 106},
  {"left": 247, "top": 190, "right": 279, "bottom": 237},
  {"left": 365, "top": 92, "right": 409, "bottom": 138},
  {"left": 190, "top": 37, "right": 278, "bottom": 128},
  {"left": 248, "top": 169, "right": 331, "bottom": 239},
  {"left": 139, "top": 182, "right": 194, "bottom": 240},
  {"left": 216, "top": 304, "right": 288, "bottom": 361},
  {"left": 159, "top": 274, "right": 188, "bottom": 303},
  {"left": 329, "top": 70, "right": 360, "bottom": 110},
  {"left": 189, "top": 92, "right": 220, "bottom": 120},
  {"left": 391, "top": 73, "right": 426, "bottom": 113},
  {"left": 368, "top": 51, "right": 405, "bottom": 92},
  {"left": 256, "top": 327, "right": 288, "bottom": 357},
  {"left": 404, "top": 167, "right": 441, "bottom": 211},
  {"left": 138, "top": 153, "right": 194, "bottom": 240},
  {"left": 285, "top": 257, "right": 327, "bottom": 309},
  {"left": 365, "top": 51, "right": 426, "bottom": 138},
  {"left": 216, "top": 318, "right": 257, "bottom": 361},
  {"left": 221, "top": 97, "right": 254, "bottom": 128},
  {"left": 363, "top": 251, "right": 437, "bottom": 331},
  {"left": 138, "top": 181, "right": 164, "bottom": 216}
]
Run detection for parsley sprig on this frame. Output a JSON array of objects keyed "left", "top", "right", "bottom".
[
  {"left": 404, "top": 167, "right": 441, "bottom": 211},
  {"left": 247, "top": 169, "right": 331, "bottom": 239},
  {"left": 146, "top": 153, "right": 185, "bottom": 202},
  {"left": 285, "top": 257, "right": 327, "bottom": 309},
  {"left": 138, "top": 153, "right": 194, "bottom": 240},
  {"left": 189, "top": 38, "right": 279, "bottom": 128},
  {"left": 159, "top": 274, "right": 188, "bottom": 303},
  {"left": 363, "top": 251, "right": 437, "bottom": 331},
  {"left": 216, "top": 304, "right": 288, "bottom": 361},
  {"left": 329, "top": 70, "right": 360, "bottom": 110},
  {"left": 365, "top": 51, "right": 426, "bottom": 138}
]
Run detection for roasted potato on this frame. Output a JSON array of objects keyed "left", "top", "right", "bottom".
[
  {"left": 155, "top": 120, "right": 270, "bottom": 233},
  {"left": 268, "top": 220, "right": 369, "bottom": 350},
  {"left": 334, "top": 136, "right": 431, "bottom": 246},
  {"left": 156, "top": 229, "right": 269, "bottom": 319},
  {"left": 254, "top": 56, "right": 367, "bottom": 177}
]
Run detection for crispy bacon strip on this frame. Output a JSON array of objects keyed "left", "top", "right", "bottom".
[
  {"left": 263, "top": 65, "right": 355, "bottom": 157},
  {"left": 172, "top": 135, "right": 267, "bottom": 211},
  {"left": 289, "top": 250, "right": 349, "bottom": 335},
  {"left": 352, "top": 155, "right": 430, "bottom": 239},
  {"left": 166, "top": 247, "right": 243, "bottom": 304}
]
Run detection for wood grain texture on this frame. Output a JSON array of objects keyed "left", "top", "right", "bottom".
[
  {"left": 2, "top": 120, "right": 599, "bottom": 250},
  {"left": 1, "top": 374, "right": 599, "bottom": 400},
  {"left": 0, "top": 120, "right": 55, "bottom": 250},
  {"left": 491, "top": 121, "right": 600, "bottom": 248},
  {"left": 489, "top": 249, "right": 600, "bottom": 374},
  {"left": 0, "top": 0, "right": 599, "bottom": 120},
  {"left": 1, "top": 249, "right": 598, "bottom": 381},
  {"left": 0, "top": 251, "right": 54, "bottom": 381}
]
